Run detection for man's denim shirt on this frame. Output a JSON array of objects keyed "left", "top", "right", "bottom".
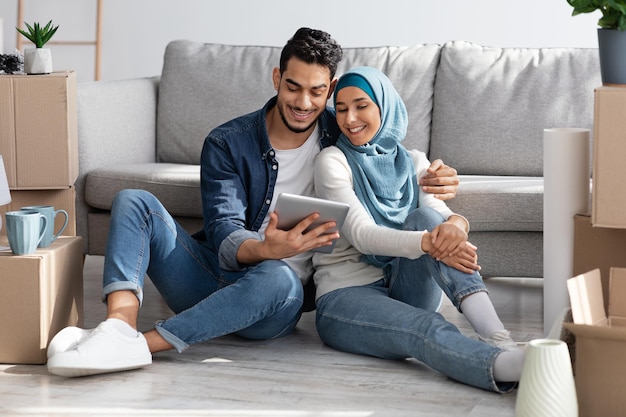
[{"left": 198, "top": 96, "right": 340, "bottom": 272}]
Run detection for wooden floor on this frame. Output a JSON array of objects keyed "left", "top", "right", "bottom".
[{"left": 0, "top": 256, "right": 544, "bottom": 417}]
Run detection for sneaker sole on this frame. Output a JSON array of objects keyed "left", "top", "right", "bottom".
[{"left": 47, "top": 356, "right": 152, "bottom": 377}]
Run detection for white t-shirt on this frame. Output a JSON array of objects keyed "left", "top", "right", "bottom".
[{"left": 259, "top": 125, "right": 320, "bottom": 282}]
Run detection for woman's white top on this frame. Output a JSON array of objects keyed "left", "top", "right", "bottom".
[{"left": 312, "top": 146, "right": 457, "bottom": 299}]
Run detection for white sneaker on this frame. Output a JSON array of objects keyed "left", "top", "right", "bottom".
[
  {"left": 479, "top": 329, "right": 520, "bottom": 351},
  {"left": 47, "top": 327, "right": 93, "bottom": 359},
  {"left": 47, "top": 320, "right": 152, "bottom": 377}
]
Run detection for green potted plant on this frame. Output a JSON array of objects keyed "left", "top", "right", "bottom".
[
  {"left": 16, "top": 20, "right": 59, "bottom": 75},
  {"left": 567, "top": 0, "right": 626, "bottom": 84}
]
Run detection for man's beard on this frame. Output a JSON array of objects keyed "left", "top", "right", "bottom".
[{"left": 277, "top": 103, "right": 317, "bottom": 134}]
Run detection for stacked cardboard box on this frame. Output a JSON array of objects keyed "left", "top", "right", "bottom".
[
  {"left": 592, "top": 87, "right": 626, "bottom": 228},
  {"left": 0, "top": 72, "right": 81, "bottom": 364},
  {"left": 0, "top": 71, "right": 78, "bottom": 236},
  {"left": 0, "top": 71, "right": 78, "bottom": 189},
  {"left": 0, "top": 236, "right": 83, "bottom": 364},
  {"left": 568, "top": 86, "right": 626, "bottom": 417}
]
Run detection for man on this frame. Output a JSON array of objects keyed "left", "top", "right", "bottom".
[{"left": 46, "top": 28, "right": 460, "bottom": 377}]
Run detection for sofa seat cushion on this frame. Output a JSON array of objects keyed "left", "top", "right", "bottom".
[
  {"left": 445, "top": 175, "right": 543, "bottom": 232},
  {"left": 86, "top": 168, "right": 541, "bottom": 233},
  {"left": 85, "top": 163, "right": 202, "bottom": 217}
]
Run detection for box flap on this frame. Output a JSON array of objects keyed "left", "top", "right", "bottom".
[
  {"left": 609, "top": 268, "right": 626, "bottom": 320},
  {"left": 567, "top": 268, "right": 606, "bottom": 325},
  {"left": 563, "top": 321, "right": 626, "bottom": 340}
]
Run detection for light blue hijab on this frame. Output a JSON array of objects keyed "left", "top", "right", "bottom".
[{"left": 334, "top": 67, "right": 418, "bottom": 268}]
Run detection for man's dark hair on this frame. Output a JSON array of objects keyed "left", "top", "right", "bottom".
[{"left": 279, "top": 27, "right": 343, "bottom": 79}]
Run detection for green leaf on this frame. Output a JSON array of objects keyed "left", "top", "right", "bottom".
[
  {"left": 566, "top": 0, "right": 626, "bottom": 29},
  {"left": 15, "top": 20, "right": 58, "bottom": 48}
]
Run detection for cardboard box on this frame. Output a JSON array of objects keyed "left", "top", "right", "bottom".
[
  {"left": 0, "top": 236, "right": 83, "bottom": 364},
  {"left": 592, "top": 87, "right": 626, "bottom": 228},
  {"left": 573, "top": 213, "right": 626, "bottom": 311},
  {"left": 0, "top": 187, "right": 76, "bottom": 237},
  {"left": 564, "top": 268, "right": 626, "bottom": 417},
  {"left": 0, "top": 71, "right": 78, "bottom": 189}
]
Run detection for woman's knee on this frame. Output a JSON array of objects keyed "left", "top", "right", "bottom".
[{"left": 403, "top": 206, "right": 445, "bottom": 231}]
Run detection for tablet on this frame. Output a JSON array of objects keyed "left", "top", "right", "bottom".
[{"left": 275, "top": 193, "right": 350, "bottom": 253}]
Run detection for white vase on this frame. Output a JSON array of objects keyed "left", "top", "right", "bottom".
[
  {"left": 24, "top": 48, "right": 53, "bottom": 74},
  {"left": 515, "top": 339, "right": 578, "bottom": 417}
]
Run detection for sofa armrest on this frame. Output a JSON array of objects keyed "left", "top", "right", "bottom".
[{"left": 75, "top": 76, "right": 160, "bottom": 252}]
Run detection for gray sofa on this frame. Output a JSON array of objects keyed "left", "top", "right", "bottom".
[{"left": 75, "top": 39, "right": 601, "bottom": 278}]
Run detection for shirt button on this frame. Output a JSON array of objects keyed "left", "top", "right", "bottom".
[
  {"left": 265, "top": 199, "right": 271, "bottom": 205},
  {"left": 272, "top": 165, "right": 278, "bottom": 170}
]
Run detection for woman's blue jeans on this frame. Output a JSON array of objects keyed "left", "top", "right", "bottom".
[
  {"left": 102, "top": 190, "right": 304, "bottom": 352},
  {"left": 315, "top": 207, "right": 514, "bottom": 392}
]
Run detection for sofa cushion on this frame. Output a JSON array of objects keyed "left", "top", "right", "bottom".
[
  {"left": 430, "top": 41, "right": 600, "bottom": 176},
  {"left": 157, "top": 40, "right": 441, "bottom": 165},
  {"left": 446, "top": 175, "right": 544, "bottom": 232},
  {"left": 85, "top": 163, "right": 202, "bottom": 217},
  {"left": 157, "top": 41, "right": 281, "bottom": 165}
]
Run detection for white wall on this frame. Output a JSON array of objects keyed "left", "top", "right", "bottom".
[{"left": 1, "top": 0, "right": 602, "bottom": 82}]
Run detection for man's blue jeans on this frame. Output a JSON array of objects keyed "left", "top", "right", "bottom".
[
  {"left": 315, "top": 207, "right": 514, "bottom": 392},
  {"left": 102, "top": 189, "right": 304, "bottom": 352}
]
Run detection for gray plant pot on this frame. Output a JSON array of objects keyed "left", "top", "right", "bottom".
[{"left": 598, "top": 28, "right": 626, "bottom": 85}]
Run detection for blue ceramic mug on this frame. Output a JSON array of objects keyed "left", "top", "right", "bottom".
[
  {"left": 4, "top": 210, "right": 48, "bottom": 255},
  {"left": 21, "top": 205, "right": 68, "bottom": 248}
]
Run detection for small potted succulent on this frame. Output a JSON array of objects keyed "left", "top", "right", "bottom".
[
  {"left": 16, "top": 20, "right": 59, "bottom": 74},
  {"left": 566, "top": 0, "right": 626, "bottom": 84}
]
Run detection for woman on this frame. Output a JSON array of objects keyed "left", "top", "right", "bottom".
[{"left": 312, "top": 66, "right": 525, "bottom": 392}]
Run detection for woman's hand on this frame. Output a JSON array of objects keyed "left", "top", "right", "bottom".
[
  {"left": 428, "top": 222, "right": 467, "bottom": 260},
  {"left": 421, "top": 222, "right": 481, "bottom": 274},
  {"left": 440, "top": 241, "right": 481, "bottom": 274}
]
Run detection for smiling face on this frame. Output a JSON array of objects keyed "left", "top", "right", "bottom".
[
  {"left": 272, "top": 57, "right": 335, "bottom": 135},
  {"left": 334, "top": 86, "right": 381, "bottom": 146}
]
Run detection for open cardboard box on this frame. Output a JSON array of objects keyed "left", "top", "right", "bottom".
[
  {"left": 564, "top": 268, "right": 626, "bottom": 417},
  {"left": 573, "top": 213, "right": 626, "bottom": 312}
]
